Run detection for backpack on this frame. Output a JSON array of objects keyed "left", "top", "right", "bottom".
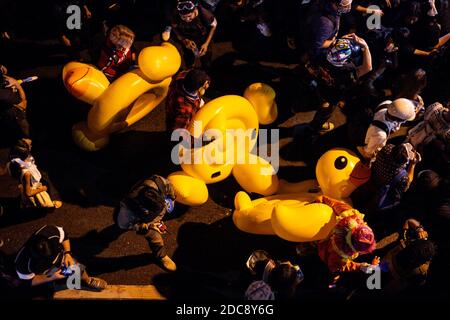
[{"left": 125, "top": 175, "right": 168, "bottom": 223}]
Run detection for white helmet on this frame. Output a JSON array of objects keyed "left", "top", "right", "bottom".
[{"left": 387, "top": 98, "right": 416, "bottom": 121}]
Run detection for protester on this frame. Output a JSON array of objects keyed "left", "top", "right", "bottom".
[
  {"left": 8, "top": 139, "right": 62, "bottom": 210},
  {"left": 117, "top": 175, "right": 177, "bottom": 271},
  {"left": 245, "top": 250, "right": 304, "bottom": 299},
  {"left": 15, "top": 225, "right": 107, "bottom": 290},
  {"left": 0, "top": 65, "right": 30, "bottom": 146},
  {"left": 97, "top": 24, "right": 136, "bottom": 80},
  {"left": 170, "top": 1, "right": 218, "bottom": 69},
  {"left": 166, "top": 68, "right": 211, "bottom": 132}
]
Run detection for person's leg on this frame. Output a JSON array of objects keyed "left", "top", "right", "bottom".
[
  {"left": 35, "top": 191, "right": 54, "bottom": 208},
  {"left": 145, "top": 229, "right": 166, "bottom": 259},
  {"left": 309, "top": 101, "right": 336, "bottom": 133},
  {"left": 79, "top": 265, "right": 107, "bottom": 291},
  {"left": 145, "top": 228, "right": 176, "bottom": 271}
]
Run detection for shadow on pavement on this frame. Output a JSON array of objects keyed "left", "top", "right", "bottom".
[{"left": 152, "top": 217, "right": 297, "bottom": 299}]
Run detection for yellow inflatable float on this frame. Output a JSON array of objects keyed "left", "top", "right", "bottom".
[
  {"left": 243, "top": 83, "right": 278, "bottom": 125},
  {"left": 233, "top": 149, "right": 371, "bottom": 242},
  {"left": 168, "top": 84, "right": 280, "bottom": 206},
  {"left": 63, "top": 42, "right": 181, "bottom": 151}
]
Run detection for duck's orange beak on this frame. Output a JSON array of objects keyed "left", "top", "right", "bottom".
[{"left": 349, "top": 161, "right": 371, "bottom": 188}]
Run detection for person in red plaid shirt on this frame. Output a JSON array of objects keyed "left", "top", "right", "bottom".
[{"left": 165, "top": 69, "right": 211, "bottom": 131}]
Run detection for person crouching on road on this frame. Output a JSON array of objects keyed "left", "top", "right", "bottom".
[{"left": 117, "top": 175, "right": 177, "bottom": 272}]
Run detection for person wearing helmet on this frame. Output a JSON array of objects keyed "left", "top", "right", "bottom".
[
  {"left": 116, "top": 175, "right": 178, "bottom": 272},
  {"left": 326, "top": 33, "right": 373, "bottom": 78},
  {"left": 296, "top": 33, "right": 372, "bottom": 141},
  {"left": 326, "top": 38, "right": 360, "bottom": 67},
  {"left": 245, "top": 250, "right": 304, "bottom": 300},
  {"left": 14, "top": 225, "right": 107, "bottom": 291},
  {"left": 358, "top": 98, "right": 417, "bottom": 161},
  {"left": 308, "top": 0, "right": 354, "bottom": 62}
]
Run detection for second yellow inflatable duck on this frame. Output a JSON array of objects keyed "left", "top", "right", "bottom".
[{"left": 233, "top": 149, "right": 371, "bottom": 242}]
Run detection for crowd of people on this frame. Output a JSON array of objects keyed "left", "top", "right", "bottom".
[{"left": 0, "top": 0, "right": 449, "bottom": 300}]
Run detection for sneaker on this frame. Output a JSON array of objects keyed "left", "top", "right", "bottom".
[
  {"left": 158, "top": 255, "right": 177, "bottom": 272},
  {"left": 84, "top": 277, "right": 108, "bottom": 291},
  {"left": 320, "top": 121, "right": 334, "bottom": 133}
]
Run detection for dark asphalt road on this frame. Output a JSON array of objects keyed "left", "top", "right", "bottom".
[
  {"left": 0, "top": 40, "right": 319, "bottom": 299},
  {"left": 2, "top": 33, "right": 448, "bottom": 300}
]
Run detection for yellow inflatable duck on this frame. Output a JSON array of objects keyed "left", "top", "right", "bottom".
[
  {"left": 168, "top": 84, "right": 279, "bottom": 206},
  {"left": 63, "top": 42, "right": 181, "bottom": 151},
  {"left": 233, "top": 149, "right": 371, "bottom": 242}
]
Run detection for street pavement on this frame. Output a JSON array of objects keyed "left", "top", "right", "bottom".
[{"left": 0, "top": 40, "right": 346, "bottom": 299}]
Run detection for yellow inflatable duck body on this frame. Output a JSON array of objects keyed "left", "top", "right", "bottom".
[
  {"left": 233, "top": 149, "right": 371, "bottom": 242},
  {"left": 62, "top": 42, "right": 181, "bottom": 151},
  {"left": 168, "top": 84, "right": 279, "bottom": 206}
]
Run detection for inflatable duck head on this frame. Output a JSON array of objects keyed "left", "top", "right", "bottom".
[
  {"left": 316, "top": 149, "right": 371, "bottom": 200},
  {"left": 138, "top": 42, "right": 181, "bottom": 82}
]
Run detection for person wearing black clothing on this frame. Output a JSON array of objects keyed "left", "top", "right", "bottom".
[
  {"left": 281, "top": 33, "right": 372, "bottom": 162},
  {"left": 15, "top": 225, "right": 107, "bottom": 290},
  {"left": 307, "top": 0, "right": 354, "bottom": 62},
  {"left": 380, "top": 219, "right": 436, "bottom": 293},
  {"left": 245, "top": 250, "right": 304, "bottom": 300},
  {"left": 171, "top": 1, "right": 218, "bottom": 69},
  {"left": 117, "top": 175, "right": 177, "bottom": 272},
  {"left": 0, "top": 65, "right": 30, "bottom": 147}
]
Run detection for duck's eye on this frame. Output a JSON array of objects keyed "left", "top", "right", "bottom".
[{"left": 334, "top": 156, "right": 348, "bottom": 170}]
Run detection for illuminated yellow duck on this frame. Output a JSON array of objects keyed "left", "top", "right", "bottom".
[
  {"left": 168, "top": 84, "right": 279, "bottom": 206},
  {"left": 243, "top": 83, "right": 278, "bottom": 125},
  {"left": 233, "top": 149, "right": 371, "bottom": 242},
  {"left": 62, "top": 42, "right": 181, "bottom": 151}
]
